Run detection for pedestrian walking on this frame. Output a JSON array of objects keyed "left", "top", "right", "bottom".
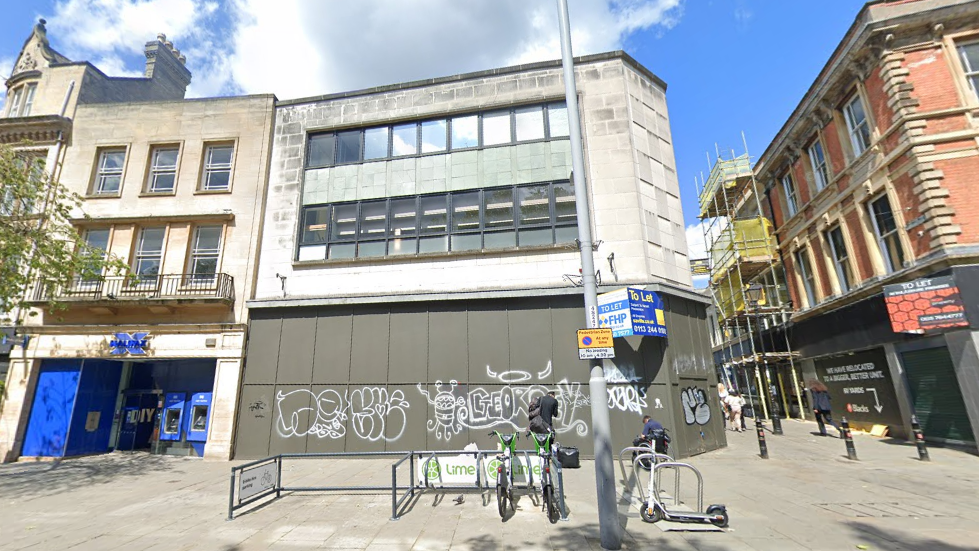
[
  {"left": 717, "top": 383, "right": 730, "bottom": 430},
  {"left": 724, "top": 391, "right": 745, "bottom": 432},
  {"left": 808, "top": 379, "right": 842, "bottom": 436}
]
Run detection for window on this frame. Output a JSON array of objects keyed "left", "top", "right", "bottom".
[
  {"left": 794, "top": 248, "right": 817, "bottom": 308},
  {"left": 200, "top": 144, "right": 233, "bottom": 191},
  {"left": 79, "top": 228, "right": 110, "bottom": 284},
  {"left": 297, "top": 182, "right": 576, "bottom": 261},
  {"left": 303, "top": 102, "right": 570, "bottom": 168},
  {"left": 146, "top": 146, "right": 179, "bottom": 193},
  {"left": 5, "top": 87, "right": 22, "bottom": 117},
  {"left": 958, "top": 42, "right": 979, "bottom": 101},
  {"left": 20, "top": 84, "right": 36, "bottom": 116},
  {"left": 5, "top": 83, "right": 38, "bottom": 118},
  {"left": 781, "top": 173, "right": 798, "bottom": 217},
  {"left": 134, "top": 227, "right": 165, "bottom": 283},
  {"left": 93, "top": 149, "right": 126, "bottom": 195},
  {"left": 188, "top": 226, "right": 222, "bottom": 282},
  {"left": 843, "top": 94, "right": 872, "bottom": 156},
  {"left": 869, "top": 195, "right": 905, "bottom": 273},
  {"left": 808, "top": 140, "right": 829, "bottom": 191},
  {"left": 826, "top": 226, "right": 854, "bottom": 293}
]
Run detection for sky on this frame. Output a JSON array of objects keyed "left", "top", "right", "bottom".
[{"left": 0, "top": 0, "right": 867, "bottom": 285}]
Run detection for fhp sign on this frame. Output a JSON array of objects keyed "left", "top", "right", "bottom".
[
  {"left": 597, "top": 288, "right": 668, "bottom": 338},
  {"left": 577, "top": 328, "right": 614, "bottom": 360}
]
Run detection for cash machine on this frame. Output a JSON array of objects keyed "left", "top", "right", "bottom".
[
  {"left": 185, "top": 392, "right": 212, "bottom": 456},
  {"left": 160, "top": 392, "right": 186, "bottom": 442}
]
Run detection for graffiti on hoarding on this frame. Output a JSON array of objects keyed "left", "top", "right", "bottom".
[
  {"left": 275, "top": 387, "right": 409, "bottom": 442},
  {"left": 680, "top": 387, "right": 711, "bottom": 425}
]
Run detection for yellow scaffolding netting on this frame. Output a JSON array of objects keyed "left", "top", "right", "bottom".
[
  {"left": 698, "top": 153, "right": 752, "bottom": 217},
  {"left": 710, "top": 217, "right": 777, "bottom": 282}
]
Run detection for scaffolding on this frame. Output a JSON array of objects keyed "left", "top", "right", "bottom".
[{"left": 696, "top": 139, "right": 804, "bottom": 422}]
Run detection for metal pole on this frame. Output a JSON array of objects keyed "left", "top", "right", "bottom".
[
  {"left": 755, "top": 416, "right": 769, "bottom": 459},
  {"left": 841, "top": 417, "right": 858, "bottom": 461},
  {"left": 227, "top": 469, "right": 236, "bottom": 521},
  {"left": 911, "top": 415, "right": 930, "bottom": 461},
  {"left": 556, "top": 1, "right": 619, "bottom": 548}
]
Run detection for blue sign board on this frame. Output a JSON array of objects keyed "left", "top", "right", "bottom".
[
  {"left": 597, "top": 287, "right": 667, "bottom": 338},
  {"left": 109, "top": 332, "right": 149, "bottom": 355}
]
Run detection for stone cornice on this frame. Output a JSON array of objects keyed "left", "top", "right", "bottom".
[{"left": 0, "top": 115, "right": 72, "bottom": 145}]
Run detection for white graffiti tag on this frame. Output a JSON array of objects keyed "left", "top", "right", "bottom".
[
  {"left": 416, "top": 364, "right": 589, "bottom": 441},
  {"left": 276, "top": 388, "right": 409, "bottom": 441},
  {"left": 607, "top": 384, "right": 648, "bottom": 413},
  {"left": 680, "top": 387, "right": 711, "bottom": 425}
]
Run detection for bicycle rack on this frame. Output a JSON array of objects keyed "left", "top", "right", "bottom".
[
  {"left": 617, "top": 446, "right": 674, "bottom": 504},
  {"left": 650, "top": 461, "right": 705, "bottom": 514}
]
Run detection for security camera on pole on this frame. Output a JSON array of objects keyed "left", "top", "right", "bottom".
[{"left": 556, "top": 1, "right": 621, "bottom": 548}]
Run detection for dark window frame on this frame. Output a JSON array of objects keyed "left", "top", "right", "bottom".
[
  {"left": 296, "top": 181, "right": 577, "bottom": 261},
  {"left": 304, "top": 102, "right": 569, "bottom": 169}
]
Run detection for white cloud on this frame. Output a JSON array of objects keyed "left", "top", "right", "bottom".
[
  {"left": 0, "top": 57, "right": 13, "bottom": 106},
  {"left": 41, "top": 0, "right": 685, "bottom": 99}
]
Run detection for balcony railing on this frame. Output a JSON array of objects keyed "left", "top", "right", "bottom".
[{"left": 31, "top": 273, "right": 235, "bottom": 305}]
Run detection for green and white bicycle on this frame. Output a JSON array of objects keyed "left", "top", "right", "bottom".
[
  {"left": 527, "top": 430, "right": 560, "bottom": 523},
  {"left": 488, "top": 430, "right": 518, "bottom": 519}
]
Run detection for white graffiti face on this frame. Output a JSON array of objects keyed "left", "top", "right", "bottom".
[
  {"left": 681, "top": 387, "right": 711, "bottom": 425},
  {"left": 416, "top": 363, "right": 589, "bottom": 441},
  {"left": 276, "top": 388, "right": 409, "bottom": 441}
]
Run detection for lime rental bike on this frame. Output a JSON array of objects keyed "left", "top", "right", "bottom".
[
  {"left": 489, "top": 430, "right": 518, "bottom": 519},
  {"left": 527, "top": 430, "right": 560, "bottom": 523}
]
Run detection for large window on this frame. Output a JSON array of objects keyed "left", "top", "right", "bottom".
[
  {"left": 134, "top": 227, "right": 165, "bottom": 282},
  {"left": 781, "top": 173, "right": 798, "bottom": 217},
  {"left": 79, "top": 228, "right": 110, "bottom": 284},
  {"left": 4, "top": 83, "right": 36, "bottom": 118},
  {"left": 200, "top": 144, "right": 233, "bottom": 191},
  {"left": 808, "top": 139, "right": 829, "bottom": 191},
  {"left": 188, "top": 225, "right": 222, "bottom": 282},
  {"left": 93, "top": 149, "right": 126, "bottom": 195},
  {"left": 843, "top": 94, "right": 872, "bottom": 156},
  {"left": 825, "top": 226, "right": 854, "bottom": 293},
  {"left": 297, "top": 182, "right": 577, "bottom": 261},
  {"left": 146, "top": 146, "right": 179, "bottom": 193},
  {"left": 305, "top": 102, "right": 570, "bottom": 168},
  {"left": 794, "top": 248, "right": 817, "bottom": 308},
  {"left": 868, "top": 195, "right": 905, "bottom": 273},
  {"left": 959, "top": 41, "right": 979, "bottom": 101}
]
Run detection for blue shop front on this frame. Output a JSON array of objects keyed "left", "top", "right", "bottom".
[{"left": 20, "top": 333, "right": 217, "bottom": 459}]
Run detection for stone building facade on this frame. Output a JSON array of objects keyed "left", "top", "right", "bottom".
[
  {"left": 753, "top": 0, "right": 979, "bottom": 447},
  {"left": 0, "top": 23, "right": 274, "bottom": 461},
  {"left": 236, "top": 52, "right": 724, "bottom": 459}
]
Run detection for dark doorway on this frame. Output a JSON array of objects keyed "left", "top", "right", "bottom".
[{"left": 116, "top": 393, "right": 158, "bottom": 451}]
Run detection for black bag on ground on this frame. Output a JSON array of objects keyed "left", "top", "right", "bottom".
[{"left": 557, "top": 445, "right": 580, "bottom": 469}]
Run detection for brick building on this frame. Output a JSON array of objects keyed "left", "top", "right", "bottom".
[{"left": 749, "top": 0, "right": 979, "bottom": 447}]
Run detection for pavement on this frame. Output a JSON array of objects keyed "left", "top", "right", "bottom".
[{"left": 1, "top": 419, "right": 978, "bottom": 550}]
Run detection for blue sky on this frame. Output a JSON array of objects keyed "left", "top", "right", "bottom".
[{"left": 1, "top": 0, "right": 866, "bottom": 267}]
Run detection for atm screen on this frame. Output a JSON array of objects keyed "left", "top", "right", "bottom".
[
  {"left": 163, "top": 409, "right": 181, "bottom": 434},
  {"left": 192, "top": 405, "right": 208, "bottom": 431}
]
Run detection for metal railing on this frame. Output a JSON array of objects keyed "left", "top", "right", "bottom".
[
  {"left": 32, "top": 273, "right": 235, "bottom": 303},
  {"left": 227, "top": 449, "right": 569, "bottom": 522}
]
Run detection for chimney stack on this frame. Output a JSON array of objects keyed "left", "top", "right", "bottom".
[{"left": 144, "top": 33, "right": 192, "bottom": 95}]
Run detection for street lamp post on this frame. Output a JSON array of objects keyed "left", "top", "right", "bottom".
[
  {"left": 746, "top": 284, "right": 782, "bottom": 435},
  {"left": 556, "top": 1, "right": 621, "bottom": 548}
]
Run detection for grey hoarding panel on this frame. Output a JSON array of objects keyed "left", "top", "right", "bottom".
[
  {"left": 345, "top": 384, "right": 407, "bottom": 453},
  {"left": 388, "top": 308, "right": 429, "bottom": 384},
  {"left": 312, "top": 309, "right": 353, "bottom": 384},
  {"left": 550, "top": 302, "right": 587, "bottom": 384},
  {"left": 388, "top": 384, "right": 428, "bottom": 452},
  {"left": 243, "top": 317, "right": 282, "bottom": 384},
  {"left": 428, "top": 306, "right": 469, "bottom": 383},
  {"left": 350, "top": 307, "right": 390, "bottom": 384},
  {"left": 277, "top": 313, "right": 317, "bottom": 384},
  {"left": 234, "top": 385, "right": 275, "bottom": 458},
  {"left": 507, "top": 299, "right": 554, "bottom": 386},
  {"left": 270, "top": 385, "right": 313, "bottom": 454},
  {"left": 303, "top": 385, "right": 351, "bottom": 454},
  {"left": 467, "top": 303, "right": 510, "bottom": 384}
]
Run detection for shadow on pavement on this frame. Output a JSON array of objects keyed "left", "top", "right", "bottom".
[
  {"left": 456, "top": 521, "right": 733, "bottom": 551},
  {"left": 851, "top": 523, "right": 979, "bottom": 551},
  {"left": 0, "top": 452, "right": 182, "bottom": 499}
]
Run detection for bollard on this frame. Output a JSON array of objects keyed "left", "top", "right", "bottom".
[
  {"left": 771, "top": 410, "right": 784, "bottom": 435},
  {"left": 911, "top": 415, "right": 930, "bottom": 462},
  {"left": 841, "top": 417, "right": 858, "bottom": 461},
  {"left": 755, "top": 416, "right": 769, "bottom": 459}
]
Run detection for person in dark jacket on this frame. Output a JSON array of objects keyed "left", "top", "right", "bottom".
[
  {"left": 538, "top": 390, "right": 559, "bottom": 431},
  {"left": 809, "top": 379, "right": 842, "bottom": 436}
]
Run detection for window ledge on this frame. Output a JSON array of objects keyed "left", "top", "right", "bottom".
[
  {"left": 194, "top": 189, "right": 232, "bottom": 195},
  {"left": 139, "top": 191, "right": 177, "bottom": 198},
  {"left": 293, "top": 242, "right": 577, "bottom": 268},
  {"left": 85, "top": 193, "right": 122, "bottom": 200}
]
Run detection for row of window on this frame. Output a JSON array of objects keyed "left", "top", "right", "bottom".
[
  {"left": 306, "top": 102, "right": 570, "bottom": 168},
  {"left": 297, "top": 182, "right": 577, "bottom": 261},
  {"left": 4, "top": 83, "right": 37, "bottom": 118},
  {"left": 91, "top": 143, "right": 234, "bottom": 197},
  {"left": 793, "top": 194, "right": 904, "bottom": 308},
  {"left": 83, "top": 224, "right": 224, "bottom": 281}
]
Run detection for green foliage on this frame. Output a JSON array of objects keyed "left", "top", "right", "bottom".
[{"left": 0, "top": 142, "right": 128, "bottom": 319}]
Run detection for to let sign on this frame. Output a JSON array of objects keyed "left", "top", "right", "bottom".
[
  {"left": 577, "top": 328, "right": 614, "bottom": 360},
  {"left": 597, "top": 287, "right": 668, "bottom": 338},
  {"left": 883, "top": 276, "right": 968, "bottom": 334}
]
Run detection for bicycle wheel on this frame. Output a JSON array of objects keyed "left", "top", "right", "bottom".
[
  {"left": 497, "top": 482, "right": 507, "bottom": 518},
  {"left": 545, "top": 485, "right": 559, "bottom": 523}
]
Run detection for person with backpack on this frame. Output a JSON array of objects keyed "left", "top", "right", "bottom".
[{"left": 529, "top": 390, "right": 559, "bottom": 434}]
